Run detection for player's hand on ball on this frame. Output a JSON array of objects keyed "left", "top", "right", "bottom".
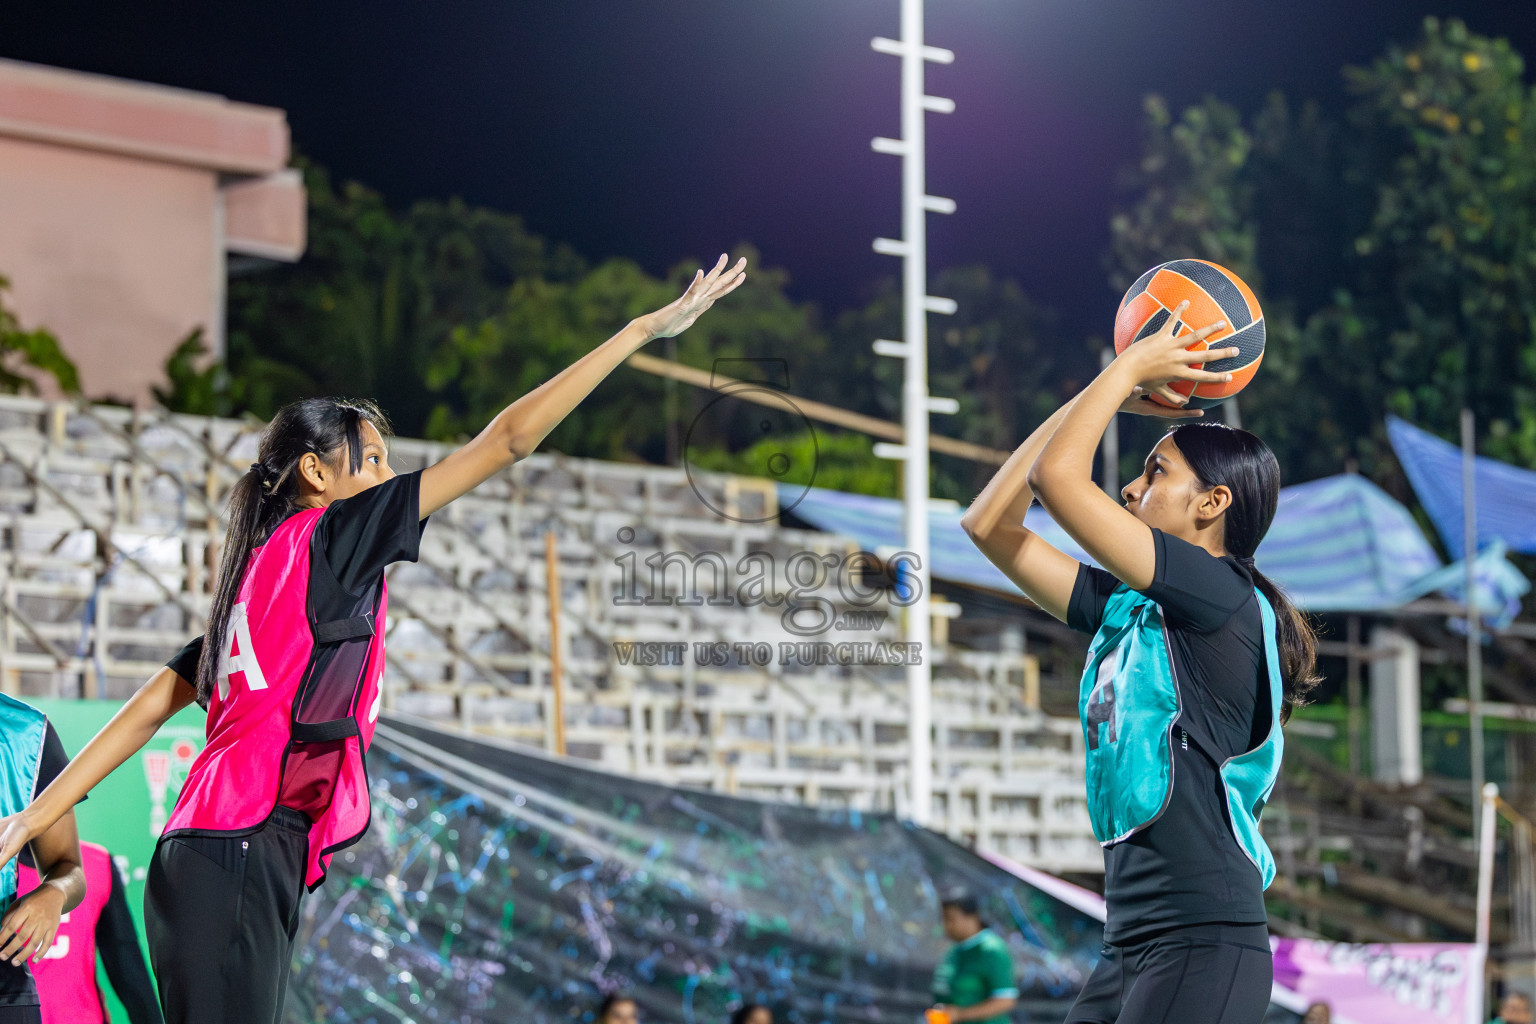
[
  {"left": 1119, "top": 300, "right": 1239, "bottom": 405},
  {"left": 1118, "top": 388, "right": 1204, "bottom": 418},
  {"left": 640, "top": 254, "right": 748, "bottom": 340}
]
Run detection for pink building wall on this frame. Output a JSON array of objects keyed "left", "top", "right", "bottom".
[{"left": 0, "top": 59, "right": 305, "bottom": 403}]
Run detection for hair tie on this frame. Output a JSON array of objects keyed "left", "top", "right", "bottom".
[
  {"left": 1237, "top": 554, "right": 1257, "bottom": 567},
  {"left": 249, "top": 462, "right": 271, "bottom": 492}
]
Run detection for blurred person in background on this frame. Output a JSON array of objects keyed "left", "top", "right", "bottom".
[
  {"left": 16, "top": 840, "right": 161, "bottom": 1024},
  {"left": 729, "top": 1005, "right": 771, "bottom": 1024},
  {"left": 930, "top": 888, "right": 1018, "bottom": 1024},
  {"left": 1302, "top": 1003, "right": 1329, "bottom": 1024},
  {"left": 597, "top": 993, "right": 639, "bottom": 1024},
  {"left": 1492, "top": 992, "right": 1533, "bottom": 1024},
  {"left": 0, "top": 697, "right": 85, "bottom": 1024}
]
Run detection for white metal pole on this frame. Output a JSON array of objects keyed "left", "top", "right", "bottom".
[
  {"left": 1475, "top": 781, "right": 1499, "bottom": 1022},
  {"left": 899, "top": 0, "right": 933, "bottom": 827},
  {"left": 1464, "top": 408, "right": 1485, "bottom": 833},
  {"left": 869, "top": 1, "right": 955, "bottom": 828}
]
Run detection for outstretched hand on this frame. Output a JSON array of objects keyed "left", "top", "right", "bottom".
[
  {"left": 641, "top": 254, "right": 748, "bottom": 340},
  {"left": 1116, "top": 299, "right": 1239, "bottom": 407}
]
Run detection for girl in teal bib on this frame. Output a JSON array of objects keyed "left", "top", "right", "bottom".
[{"left": 963, "top": 302, "right": 1320, "bottom": 1024}]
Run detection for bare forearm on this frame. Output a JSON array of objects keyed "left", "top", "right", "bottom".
[
  {"left": 500, "top": 319, "right": 655, "bottom": 460},
  {"left": 961, "top": 397, "right": 1077, "bottom": 538},
  {"left": 35, "top": 860, "right": 85, "bottom": 915},
  {"left": 949, "top": 998, "right": 1017, "bottom": 1022},
  {"left": 26, "top": 668, "right": 191, "bottom": 838},
  {"left": 960, "top": 393, "right": 1089, "bottom": 623},
  {"left": 419, "top": 319, "right": 656, "bottom": 518},
  {"left": 485, "top": 256, "right": 737, "bottom": 463},
  {"left": 1030, "top": 361, "right": 1137, "bottom": 489},
  {"left": 419, "top": 255, "right": 744, "bottom": 519}
]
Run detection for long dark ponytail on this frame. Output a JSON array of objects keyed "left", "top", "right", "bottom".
[
  {"left": 1167, "top": 421, "right": 1321, "bottom": 721},
  {"left": 194, "top": 397, "right": 390, "bottom": 707}
]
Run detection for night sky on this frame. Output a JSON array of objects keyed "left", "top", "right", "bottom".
[{"left": 7, "top": 0, "right": 1536, "bottom": 343}]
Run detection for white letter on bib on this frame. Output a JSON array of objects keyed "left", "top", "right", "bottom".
[{"left": 218, "top": 601, "right": 269, "bottom": 701}]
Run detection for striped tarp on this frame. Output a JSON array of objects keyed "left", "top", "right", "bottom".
[
  {"left": 1387, "top": 414, "right": 1536, "bottom": 559},
  {"left": 1254, "top": 474, "right": 1440, "bottom": 610}
]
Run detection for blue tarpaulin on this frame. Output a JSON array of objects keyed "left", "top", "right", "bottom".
[
  {"left": 779, "top": 486, "right": 1085, "bottom": 595},
  {"left": 1257, "top": 474, "right": 1440, "bottom": 611},
  {"left": 781, "top": 472, "right": 1528, "bottom": 617},
  {"left": 1387, "top": 414, "right": 1536, "bottom": 559}
]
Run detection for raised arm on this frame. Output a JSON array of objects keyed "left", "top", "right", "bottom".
[
  {"left": 418, "top": 254, "right": 747, "bottom": 518},
  {"left": 961, "top": 398, "right": 1091, "bottom": 623},
  {"left": 1027, "top": 301, "right": 1234, "bottom": 590},
  {"left": 962, "top": 380, "right": 1203, "bottom": 622},
  {"left": 0, "top": 666, "right": 196, "bottom": 873}
]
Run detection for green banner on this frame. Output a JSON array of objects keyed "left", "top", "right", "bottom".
[{"left": 32, "top": 698, "right": 204, "bottom": 1023}]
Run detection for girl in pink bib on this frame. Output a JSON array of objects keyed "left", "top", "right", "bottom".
[{"left": 0, "top": 255, "right": 746, "bottom": 1024}]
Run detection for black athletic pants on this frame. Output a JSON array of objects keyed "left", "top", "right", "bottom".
[
  {"left": 144, "top": 806, "right": 310, "bottom": 1024},
  {"left": 1064, "top": 922, "right": 1273, "bottom": 1024}
]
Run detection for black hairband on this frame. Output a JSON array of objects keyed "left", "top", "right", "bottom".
[{"left": 249, "top": 462, "right": 272, "bottom": 492}]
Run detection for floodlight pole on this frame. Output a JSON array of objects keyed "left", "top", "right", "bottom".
[{"left": 870, "top": 0, "right": 956, "bottom": 827}]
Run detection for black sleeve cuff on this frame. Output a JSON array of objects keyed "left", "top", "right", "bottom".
[
  {"left": 1066, "top": 564, "right": 1094, "bottom": 634},
  {"left": 404, "top": 470, "right": 427, "bottom": 562},
  {"left": 165, "top": 636, "right": 204, "bottom": 687},
  {"left": 1148, "top": 527, "right": 1170, "bottom": 590}
]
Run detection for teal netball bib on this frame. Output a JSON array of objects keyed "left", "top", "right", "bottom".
[
  {"left": 0, "top": 693, "right": 47, "bottom": 915},
  {"left": 1079, "top": 585, "right": 1285, "bottom": 887}
]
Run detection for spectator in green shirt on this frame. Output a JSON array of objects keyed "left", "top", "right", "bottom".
[
  {"left": 1491, "top": 992, "right": 1533, "bottom": 1024},
  {"left": 930, "top": 889, "right": 1018, "bottom": 1024}
]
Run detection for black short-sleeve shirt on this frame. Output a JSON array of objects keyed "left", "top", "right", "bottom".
[
  {"left": 1067, "top": 528, "right": 1272, "bottom": 944},
  {"left": 1, "top": 721, "right": 84, "bottom": 1007},
  {"left": 166, "top": 470, "right": 428, "bottom": 689},
  {"left": 312, "top": 470, "right": 428, "bottom": 596}
]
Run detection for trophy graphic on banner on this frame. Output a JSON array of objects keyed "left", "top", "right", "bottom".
[
  {"left": 143, "top": 738, "right": 201, "bottom": 835},
  {"left": 142, "top": 750, "right": 171, "bottom": 835},
  {"left": 169, "top": 737, "right": 198, "bottom": 787}
]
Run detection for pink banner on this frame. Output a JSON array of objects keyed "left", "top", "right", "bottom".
[{"left": 1271, "top": 938, "right": 1485, "bottom": 1024}]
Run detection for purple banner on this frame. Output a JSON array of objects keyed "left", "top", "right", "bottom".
[{"left": 1271, "top": 938, "right": 1485, "bottom": 1024}]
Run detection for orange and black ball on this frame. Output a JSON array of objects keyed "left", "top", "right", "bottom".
[{"left": 1113, "top": 259, "right": 1265, "bottom": 409}]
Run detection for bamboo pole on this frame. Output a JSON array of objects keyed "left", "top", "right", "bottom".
[
  {"left": 625, "top": 351, "right": 1009, "bottom": 465},
  {"left": 546, "top": 530, "right": 566, "bottom": 757}
]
